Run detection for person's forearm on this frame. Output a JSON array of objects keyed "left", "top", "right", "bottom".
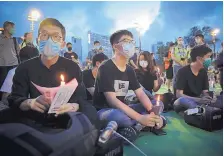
[
  {"left": 137, "top": 92, "right": 152, "bottom": 111},
  {"left": 153, "top": 86, "right": 160, "bottom": 92},
  {"left": 109, "top": 98, "right": 142, "bottom": 121}
]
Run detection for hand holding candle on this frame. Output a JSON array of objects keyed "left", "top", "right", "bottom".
[
  {"left": 60, "top": 74, "right": 65, "bottom": 86},
  {"left": 151, "top": 95, "right": 161, "bottom": 115}
]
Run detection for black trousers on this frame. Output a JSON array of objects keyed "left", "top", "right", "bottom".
[{"left": 0, "top": 65, "right": 17, "bottom": 100}]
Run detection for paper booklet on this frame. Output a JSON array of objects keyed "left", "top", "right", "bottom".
[{"left": 32, "top": 78, "right": 78, "bottom": 114}]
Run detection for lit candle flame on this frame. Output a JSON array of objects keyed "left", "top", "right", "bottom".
[
  {"left": 60, "top": 74, "right": 64, "bottom": 82},
  {"left": 157, "top": 67, "right": 160, "bottom": 73}
]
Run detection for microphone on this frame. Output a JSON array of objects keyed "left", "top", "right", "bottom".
[{"left": 98, "top": 121, "right": 118, "bottom": 144}]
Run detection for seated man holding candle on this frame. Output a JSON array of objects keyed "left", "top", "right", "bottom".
[
  {"left": 93, "top": 30, "right": 166, "bottom": 131},
  {"left": 83, "top": 53, "right": 108, "bottom": 101},
  {"left": 173, "top": 45, "right": 218, "bottom": 114},
  {"left": 7, "top": 18, "right": 99, "bottom": 129}
]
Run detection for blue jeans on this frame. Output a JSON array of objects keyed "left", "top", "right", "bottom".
[
  {"left": 97, "top": 100, "right": 164, "bottom": 128},
  {"left": 173, "top": 97, "right": 199, "bottom": 113}
]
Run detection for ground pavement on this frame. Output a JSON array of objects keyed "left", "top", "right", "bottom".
[{"left": 124, "top": 84, "right": 223, "bottom": 156}]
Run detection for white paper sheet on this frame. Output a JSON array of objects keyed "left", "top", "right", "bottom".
[{"left": 48, "top": 78, "right": 78, "bottom": 114}]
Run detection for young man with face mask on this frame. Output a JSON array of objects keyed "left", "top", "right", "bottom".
[
  {"left": 93, "top": 30, "right": 166, "bottom": 131},
  {"left": 171, "top": 37, "right": 189, "bottom": 96},
  {"left": 64, "top": 42, "right": 78, "bottom": 61},
  {"left": 7, "top": 18, "right": 99, "bottom": 129},
  {"left": 0, "top": 21, "right": 20, "bottom": 100},
  {"left": 173, "top": 45, "right": 214, "bottom": 113},
  {"left": 83, "top": 53, "right": 108, "bottom": 100}
]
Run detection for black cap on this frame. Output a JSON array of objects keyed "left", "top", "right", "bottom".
[{"left": 195, "top": 34, "right": 204, "bottom": 39}]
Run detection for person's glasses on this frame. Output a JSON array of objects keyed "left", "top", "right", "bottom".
[
  {"left": 39, "top": 31, "right": 63, "bottom": 43},
  {"left": 118, "top": 39, "right": 136, "bottom": 45}
]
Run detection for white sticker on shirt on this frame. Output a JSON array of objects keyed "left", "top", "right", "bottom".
[{"left": 114, "top": 80, "right": 129, "bottom": 96}]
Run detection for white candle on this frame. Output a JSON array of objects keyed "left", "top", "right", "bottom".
[
  {"left": 156, "top": 95, "right": 160, "bottom": 106},
  {"left": 157, "top": 67, "right": 160, "bottom": 73},
  {"left": 60, "top": 74, "right": 65, "bottom": 86}
]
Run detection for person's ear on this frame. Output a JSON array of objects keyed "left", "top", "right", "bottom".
[{"left": 96, "top": 61, "right": 101, "bottom": 68}]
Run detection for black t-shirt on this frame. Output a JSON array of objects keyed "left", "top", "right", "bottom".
[
  {"left": 176, "top": 65, "right": 209, "bottom": 97},
  {"left": 64, "top": 52, "right": 78, "bottom": 60},
  {"left": 83, "top": 69, "right": 95, "bottom": 100},
  {"left": 8, "top": 56, "right": 85, "bottom": 122},
  {"left": 93, "top": 59, "right": 140, "bottom": 109},
  {"left": 135, "top": 69, "right": 157, "bottom": 93}
]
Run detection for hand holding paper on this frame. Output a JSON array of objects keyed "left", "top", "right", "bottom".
[
  {"left": 55, "top": 103, "right": 79, "bottom": 117},
  {"left": 32, "top": 78, "right": 79, "bottom": 114}
]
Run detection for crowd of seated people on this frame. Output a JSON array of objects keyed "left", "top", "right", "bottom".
[{"left": 0, "top": 17, "right": 222, "bottom": 148}]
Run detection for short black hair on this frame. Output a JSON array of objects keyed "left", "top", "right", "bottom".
[
  {"left": 94, "top": 41, "right": 100, "bottom": 45},
  {"left": 195, "top": 34, "right": 204, "bottom": 39},
  {"left": 3, "top": 21, "right": 15, "bottom": 29},
  {"left": 38, "top": 18, "right": 66, "bottom": 40},
  {"left": 24, "top": 32, "right": 31, "bottom": 38},
  {"left": 92, "top": 53, "right": 108, "bottom": 67},
  {"left": 110, "top": 30, "right": 133, "bottom": 46},
  {"left": 190, "top": 45, "right": 212, "bottom": 62},
  {"left": 66, "top": 42, "right": 72, "bottom": 46}
]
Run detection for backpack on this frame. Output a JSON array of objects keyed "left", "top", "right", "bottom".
[
  {"left": 0, "top": 112, "right": 99, "bottom": 156},
  {"left": 184, "top": 106, "right": 223, "bottom": 132}
]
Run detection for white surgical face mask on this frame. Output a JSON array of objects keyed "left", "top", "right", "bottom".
[
  {"left": 139, "top": 60, "right": 148, "bottom": 68},
  {"left": 121, "top": 43, "right": 135, "bottom": 58}
]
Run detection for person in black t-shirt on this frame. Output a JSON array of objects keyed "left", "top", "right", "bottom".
[
  {"left": 173, "top": 45, "right": 218, "bottom": 113},
  {"left": 135, "top": 51, "right": 162, "bottom": 94},
  {"left": 93, "top": 30, "right": 166, "bottom": 129},
  {"left": 8, "top": 18, "right": 99, "bottom": 128},
  {"left": 83, "top": 53, "right": 108, "bottom": 100},
  {"left": 64, "top": 42, "right": 78, "bottom": 60}
]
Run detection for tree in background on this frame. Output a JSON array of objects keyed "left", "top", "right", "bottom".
[
  {"left": 183, "top": 26, "right": 220, "bottom": 49},
  {"left": 156, "top": 42, "right": 169, "bottom": 64}
]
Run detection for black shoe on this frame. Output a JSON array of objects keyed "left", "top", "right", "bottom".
[{"left": 117, "top": 126, "right": 139, "bottom": 145}]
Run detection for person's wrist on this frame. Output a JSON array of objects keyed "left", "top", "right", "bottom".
[
  {"left": 136, "top": 114, "right": 143, "bottom": 123},
  {"left": 155, "top": 116, "right": 163, "bottom": 129}
]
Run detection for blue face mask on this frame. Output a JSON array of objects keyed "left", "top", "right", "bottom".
[
  {"left": 121, "top": 43, "right": 135, "bottom": 58},
  {"left": 39, "top": 38, "right": 61, "bottom": 59}
]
